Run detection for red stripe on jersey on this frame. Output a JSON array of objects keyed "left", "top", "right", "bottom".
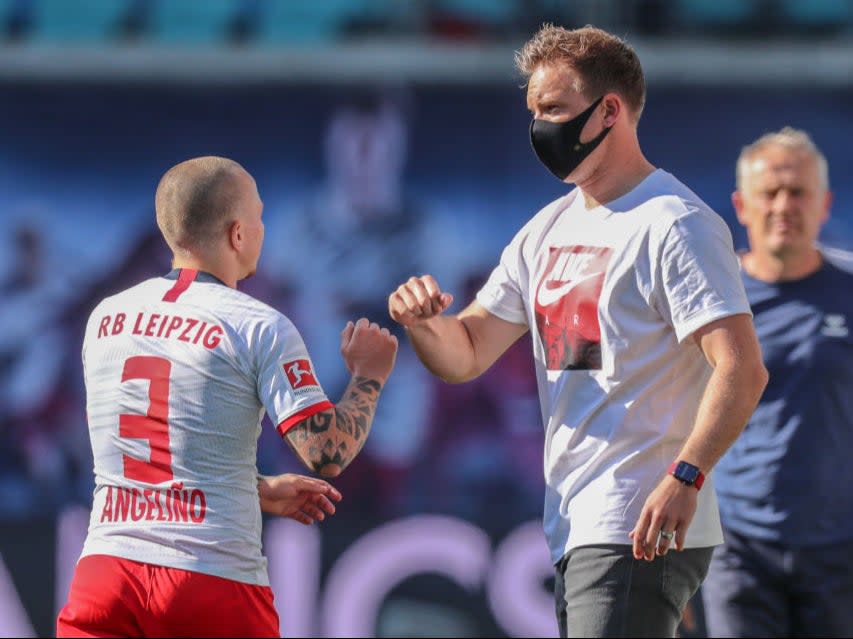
[
  {"left": 162, "top": 269, "right": 198, "bottom": 302},
  {"left": 277, "top": 400, "right": 335, "bottom": 436}
]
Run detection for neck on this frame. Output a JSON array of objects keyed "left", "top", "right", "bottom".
[
  {"left": 172, "top": 257, "right": 238, "bottom": 289},
  {"left": 741, "top": 248, "right": 823, "bottom": 282},
  {"left": 575, "top": 138, "right": 655, "bottom": 209}
]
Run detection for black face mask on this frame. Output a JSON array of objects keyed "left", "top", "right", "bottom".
[{"left": 529, "top": 96, "right": 612, "bottom": 181}]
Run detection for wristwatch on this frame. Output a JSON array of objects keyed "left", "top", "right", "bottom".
[{"left": 668, "top": 461, "right": 705, "bottom": 490}]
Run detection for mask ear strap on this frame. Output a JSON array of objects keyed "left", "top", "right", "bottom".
[
  {"left": 567, "top": 97, "right": 610, "bottom": 154},
  {"left": 574, "top": 96, "right": 605, "bottom": 129},
  {"left": 578, "top": 123, "right": 612, "bottom": 151}
]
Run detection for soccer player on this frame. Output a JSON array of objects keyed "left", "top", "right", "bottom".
[{"left": 56, "top": 156, "right": 398, "bottom": 637}]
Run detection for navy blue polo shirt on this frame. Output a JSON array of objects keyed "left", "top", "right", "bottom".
[{"left": 714, "top": 258, "right": 853, "bottom": 546}]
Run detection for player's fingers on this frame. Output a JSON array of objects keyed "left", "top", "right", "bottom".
[
  {"left": 390, "top": 289, "right": 425, "bottom": 323},
  {"left": 388, "top": 290, "right": 409, "bottom": 321},
  {"left": 340, "top": 321, "right": 355, "bottom": 349},
  {"left": 398, "top": 281, "right": 425, "bottom": 312},
  {"left": 303, "top": 504, "right": 325, "bottom": 521},
  {"left": 437, "top": 292, "right": 454, "bottom": 313},
  {"left": 656, "top": 521, "right": 677, "bottom": 556},
  {"left": 411, "top": 277, "right": 439, "bottom": 311},
  {"left": 348, "top": 317, "right": 370, "bottom": 340},
  {"left": 420, "top": 274, "right": 442, "bottom": 298},
  {"left": 290, "top": 475, "right": 332, "bottom": 494},
  {"left": 312, "top": 493, "right": 337, "bottom": 515},
  {"left": 642, "top": 520, "right": 664, "bottom": 560},
  {"left": 631, "top": 512, "right": 651, "bottom": 560},
  {"left": 674, "top": 526, "right": 687, "bottom": 552},
  {"left": 289, "top": 511, "right": 312, "bottom": 525}
]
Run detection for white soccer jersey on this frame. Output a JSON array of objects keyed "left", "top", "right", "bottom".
[
  {"left": 476, "top": 169, "right": 751, "bottom": 564},
  {"left": 79, "top": 269, "right": 331, "bottom": 585}
]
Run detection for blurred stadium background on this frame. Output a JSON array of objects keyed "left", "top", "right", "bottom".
[{"left": 0, "top": 1, "right": 852, "bottom": 637}]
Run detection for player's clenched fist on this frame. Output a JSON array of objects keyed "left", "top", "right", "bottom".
[
  {"left": 388, "top": 275, "right": 454, "bottom": 327},
  {"left": 340, "top": 317, "right": 398, "bottom": 383}
]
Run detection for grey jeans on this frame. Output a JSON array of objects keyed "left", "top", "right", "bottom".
[{"left": 554, "top": 544, "right": 713, "bottom": 638}]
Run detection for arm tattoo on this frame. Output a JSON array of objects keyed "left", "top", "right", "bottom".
[
  {"left": 334, "top": 377, "right": 381, "bottom": 440},
  {"left": 286, "top": 376, "right": 383, "bottom": 473}
]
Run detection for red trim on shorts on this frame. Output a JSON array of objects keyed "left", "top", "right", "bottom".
[
  {"left": 277, "top": 400, "right": 334, "bottom": 435},
  {"left": 162, "top": 268, "right": 198, "bottom": 302}
]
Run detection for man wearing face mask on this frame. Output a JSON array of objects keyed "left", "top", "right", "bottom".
[{"left": 387, "top": 23, "right": 768, "bottom": 638}]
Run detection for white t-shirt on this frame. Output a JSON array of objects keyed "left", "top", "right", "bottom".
[
  {"left": 80, "top": 269, "right": 331, "bottom": 585},
  {"left": 476, "top": 169, "right": 751, "bottom": 564}
]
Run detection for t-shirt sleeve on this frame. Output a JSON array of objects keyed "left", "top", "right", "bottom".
[
  {"left": 254, "top": 312, "right": 333, "bottom": 436},
  {"left": 475, "top": 231, "right": 530, "bottom": 326},
  {"left": 655, "top": 209, "right": 752, "bottom": 343}
]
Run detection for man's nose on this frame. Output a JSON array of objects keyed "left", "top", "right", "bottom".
[{"left": 771, "top": 190, "right": 796, "bottom": 212}]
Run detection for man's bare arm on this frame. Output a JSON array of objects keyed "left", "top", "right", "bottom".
[{"left": 389, "top": 275, "right": 528, "bottom": 383}]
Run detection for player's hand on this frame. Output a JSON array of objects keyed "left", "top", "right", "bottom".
[
  {"left": 340, "top": 318, "right": 398, "bottom": 384},
  {"left": 388, "top": 275, "right": 454, "bottom": 327},
  {"left": 258, "top": 473, "right": 342, "bottom": 525},
  {"left": 628, "top": 475, "right": 698, "bottom": 561}
]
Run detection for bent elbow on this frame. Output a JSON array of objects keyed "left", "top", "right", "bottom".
[
  {"left": 438, "top": 371, "right": 477, "bottom": 384},
  {"left": 434, "top": 360, "right": 483, "bottom": 384},
  {"left": 755, "top": 361, "right": 770, "bottom": 396},
  {"left": 315, "top": 463, "right": 343, "bottom": 478}
]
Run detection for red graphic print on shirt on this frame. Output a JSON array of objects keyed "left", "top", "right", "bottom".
[{"left": 534, "top": 245, "right": 612, "bottom": 370}]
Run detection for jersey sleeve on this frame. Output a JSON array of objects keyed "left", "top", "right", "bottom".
[
  {"left": 655, "top": 209, "right": 752, "bottom": 343},
  {"left": 475, "top": 229, "right": 530, "bottom": 326},
  {"left": 254, "top": 312, "right": 333, "bottom": 436}
]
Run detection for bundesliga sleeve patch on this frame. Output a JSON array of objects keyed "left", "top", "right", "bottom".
[{"left": 283, "top": 359, "right": 319, "bottom": 389}]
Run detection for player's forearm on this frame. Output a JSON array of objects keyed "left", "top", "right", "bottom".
[
  {"left": 285, "top": 376, "right": 383, "bottom": 477},
  {"left": 676, "top": 356, "right": 768, "bottom": 472},
  {"left": 405, "top": 315, "right": 480, "bottom": 383},
  {"left": 328, "top": 375, "right": 383, "bottom": 474}
]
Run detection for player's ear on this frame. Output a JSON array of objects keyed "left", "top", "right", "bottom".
[
  {"left": 732, "top": 191, "right": 747, "bottom": 226},
  {"left": 601, "top": 93, "right": 620, "bottom": 126},
  {"left": 228, "top": 219, "right": 243, "bottom": 252}
]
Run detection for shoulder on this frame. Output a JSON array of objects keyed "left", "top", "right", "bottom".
[
  {"left": 86, "top": 278, "right": 158, "bottom": 318},
  {"left": 820, "top": 245, "right": 853, "bottom": 274},
  {"left": 215, "top": 286, "right": 294, "bottom": 333},
  {"left": 820, "top": 260, "right": 853, "bottom": 291},
  {"left": 650, "top": 196, "right": 730, "bottom": 251},
  {"left": 515, "top": 190, "right": 579, "bottom": 242},
  {"left": 645, "top": 171, "right": 723, "bottom": 228}
]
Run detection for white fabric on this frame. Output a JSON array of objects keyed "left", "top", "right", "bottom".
[
  {"left": 476, "top": 170, "right": 751, "bottom": 564},
  {"left": 80, "top": 274, "right": 330, "bottom": 585}
]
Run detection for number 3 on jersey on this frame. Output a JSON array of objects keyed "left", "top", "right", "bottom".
[{"left": 120, "top": 355, "right": 174, "bottom": 483}]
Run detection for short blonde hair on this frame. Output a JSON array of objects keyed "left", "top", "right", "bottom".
[
  {"left": 515, "top": 23, "right": 646, "bottom": 119},
  {"left": 736, "top": 126, "right": 829, "bottom": 191},
  {"left": 155, "top": 156, "right": 247, "bottom": 252}
]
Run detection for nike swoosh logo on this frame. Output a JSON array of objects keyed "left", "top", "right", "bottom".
[{"left": 536, "top": 272, "right": 602, "bottom": 307}]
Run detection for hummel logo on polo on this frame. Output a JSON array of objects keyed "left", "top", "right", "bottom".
[{"left": 821, "top": 314, "right": 849, "bottom": 338}]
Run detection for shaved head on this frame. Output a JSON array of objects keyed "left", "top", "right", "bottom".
[{"left": 155, "top": 156, "right": 251, "bottom": 253}]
